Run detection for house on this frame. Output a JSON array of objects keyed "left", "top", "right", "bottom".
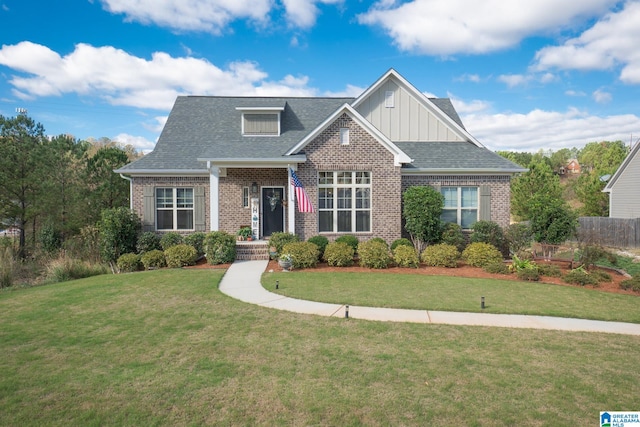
[
  {"left": 603, "top": 141, "right": 640, "bottom": 218},
  {"left": 115, "top": 69, "right": 525, "bottom": 243},
  {"left": 566, "top": 158, "right": 581, "bottom": 174}
]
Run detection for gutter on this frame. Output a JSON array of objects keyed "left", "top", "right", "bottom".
[{"left": 119, "top": 173, "right": 133, "bottom": 210}]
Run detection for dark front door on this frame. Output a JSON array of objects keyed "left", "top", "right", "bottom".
[{"left": 262, "top": 187, "right": 285, "bottom": 237}]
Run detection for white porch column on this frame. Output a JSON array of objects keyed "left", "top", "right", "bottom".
[
  {"left": 287, "top": 167, "right": 296, "bottom": 234},
  {"left": 210, "top": 166, "right": 219, "bottom": 231}
]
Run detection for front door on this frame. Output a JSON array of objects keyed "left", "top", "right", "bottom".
[{"left": 262, "top": 187, "right": 285, "bottom": 237}]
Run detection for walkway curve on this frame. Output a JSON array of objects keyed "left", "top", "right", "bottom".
[{"left": 218, "top": 259, "right": 640, "bottom": 336}]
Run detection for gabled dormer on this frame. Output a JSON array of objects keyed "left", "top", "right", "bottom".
[{"left": 236, "top": 106, "right": 285, "bottom": 136}]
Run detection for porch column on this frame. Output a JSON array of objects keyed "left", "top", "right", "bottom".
[
  {"left": 287, "top": 167, "right": 295, "bottom": 234},
  {"left": 210, "top": 166, "right": 219, "bottom": 231}
]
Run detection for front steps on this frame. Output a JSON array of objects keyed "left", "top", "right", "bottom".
[{"left": 235, "top": 240, "right": 270, "bottom": 260}]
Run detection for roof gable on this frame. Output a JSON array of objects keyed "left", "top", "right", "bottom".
[{"left": 603, "top": 141, "right": 640, "bottom": 192}]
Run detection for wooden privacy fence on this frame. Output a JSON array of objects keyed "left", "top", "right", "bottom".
[{"left": 577, "top": 217, "right": 640, "bottom": 248}]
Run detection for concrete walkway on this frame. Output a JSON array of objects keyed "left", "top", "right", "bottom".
[{"left": 218, "top": 259, "right": 640, "bottom": 336}]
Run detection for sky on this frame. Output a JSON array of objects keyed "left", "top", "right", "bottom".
[{"left": 1, "top": 0, "right": 640, "bottom": 154}]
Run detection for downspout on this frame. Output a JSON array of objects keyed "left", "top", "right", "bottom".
[{"left": 119, "top": 174, "right": 133, "bottom": 210}]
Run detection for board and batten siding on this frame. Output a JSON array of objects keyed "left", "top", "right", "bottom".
[
  {"left": 355, "top": 79, "right": 463, "bottom": 142},
  {"left": 609, "top": 146, "right": 640, "bottom": 218}
]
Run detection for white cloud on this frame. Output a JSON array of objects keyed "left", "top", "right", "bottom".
[
  {"left": 565, "top": 90, "right": 587, "bottom": 97},
  {"left": 113, "top": 133, "right": 156, "bottom": 153},
  {"left": 455, "top": 74, "right": 482, "bottom": 83},
  {"left": 534, "top": 1, "right": 640, "bottom": 83},
  {"left": 281, "top": 0, "right": 343, "bottom": 29},
  {"left": 0, "top": 42, "right": 322, "bottom": 109},
  {"left": 498, "top": 74, "right": 531, "bottom": 88},
  {"left": 324, "top": 84, "right": 365, "bottom": 97},
  {"left": 593, "top": 88, "right": 612, "bottom": 103},
  {"left": 449, "top": 96, "right": 492, "bottom": 114},
  {"left": 358, "top": 0, "right": 617, "bottom": 55}
]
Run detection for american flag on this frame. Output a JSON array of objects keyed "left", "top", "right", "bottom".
[{"left": 290, "top": 168, "right": 315, "bottom": 213}]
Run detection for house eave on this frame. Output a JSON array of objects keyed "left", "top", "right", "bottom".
[
  {"left": 113, "top": 168, "right": 209, "bottom": 176},
  {"left": 401, "top": 168, "right": 526, "bottom": 175},
  {"left": 196, "top": 155, "right": 307, "bottom": 168}
]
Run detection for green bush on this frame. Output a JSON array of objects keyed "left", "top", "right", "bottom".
[
  {"left": 421, "top": 243, "right": 460, "bottom": 268},
  {"left": 516, "top": 267, "right": 540, "bottom": 281},
  {"left": 441, "top": 223, "right": 466, "bottom": 252},
  {"left": 358, "top": 240, "right": 391, "bottom": 269},
  {"left": 323, "top": 242, "right": 354, "bottom": 267},
  {"left": 141, "top": 249, "right": 166, "bottom": 269},
  {"left": 38, "top": 222, "right": 62, "bottom": 255},
  {"left": 282, "top": 241, "right": 319, "bottom": 269},
  {"left": 160, "top": 232, "right": 184, "bottom": 251},
  {"left": 390, "top": 238, "right": 413, "bottom": 251},
  {"left": 98, "top": 207, "right": 141, "bottom": 263},
  {"left": 137, "top": 231, "right": 162, "bottom": 254},
  {"left": 0, "top": 246, "right": 16, "bottom": 288},
  {"left": 483, "top": 262, "right": 510, "bottom": 275},
  {"left": 470, "top": 220, "right": 506, "bottom": 255},
  {"left": 335, "top": 235, "right": 359, "bottom": 253},
  {"left": 590, "top": 269, "right": 612, "bottom": 283},
  {"left": 204, "top": 231, "right": 236, "bottom": 265},
  {"left": 46, "top": 256, "right": 108, "bottom": 283},
  {"left": 369, "top": 237, "right": 388, "bottom": 248},
  {"left": 505, "top": 223, "right": 532, "bottom": 255},
  {"left": 117, "top": 253, "right": 141, "bottom": 273},
  {"left": 307, "top": 235, "right": 329, "bottom": 260},
  {"left": 563, "top": 268, "right": 599, "bottom": 286},
  {"left": 461, "top": 242, "right": 503, "bottom": 268},
  {"left": 184, "top": 232, "right": 206, "bottom": 257},
  {"left": 164, "top": 244, "right": 197, "bottom": 268},
  {"left": 620, "top": 276, "right": 640, "bottom": 292},
  {"left": 393, "top": 245, "right": 419, "bottom": 268},
  {"left": 268, "top": 232, "right": 300, "bottom": 257},
  {"left": 537, "top": 263, "right": 562, "bottom": 277}
]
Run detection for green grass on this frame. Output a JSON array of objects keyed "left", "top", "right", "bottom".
[
  {"left": 1, "top": 269, "right": 640, "bottom": 426},
  {"left": 263, "top": 271, "right": 640, "bottom": 323}
]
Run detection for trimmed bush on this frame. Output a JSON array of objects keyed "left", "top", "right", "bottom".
[
  {"left": 323, "top": 242, "right": 354, "bottom": 267},
  {"left": 483, "top": 262, "right": 510, "bottom": 275},
  {"left": 141, "top": 249, "right": 166, "bottom": 269},
  {"left": 307, "top": 235, "right": 329, "bottom": 260},
  {"left": 516, "top": 267, "right": 540, "bottom": 281},
  {"left": 204, "top": 231, "right": 236, "bottom": 265},
  {"left": 441, "top": 223, "right": 466, "bottom": 252},
  {"left": 393, "top": 245, "right": 419, "bottom": 268},
  {"left": 537, "top": 263, "right": 562, "bottom": 277},
  {"left": 117, "top": 253, "right": 141, "bottom": 272},
  {"left": 421, "top": 243, "right": 460, "bottom": 268},
  {"left": 268, "top": 232, "right": 300, "bottom": 257},
  {"left": 563, "top": 268, "right": 599, "bottom": 286},
  {"left": 282, "top": 241, "right": 319, "bottom": 269},
  {"left": 620, "top": 276, "right": 640, "bottom": 292},
  {"left": 184, "top": 232, "right": 206, "bottom": 257},
  {"left": 461, "top": 242, "right": 503, "bottom": 268},
  {"left": 369, "top": 237, "right": 388, "bottom": 248},
  {"left": 390, "top": 238, "right": 413, "bottom": 251},
  {"left": 160, "top": 232, "right": 184, "bottom": 251},
  {"left": 164, "top": 244, "right": 197, "bottom": 268},
  {"left": 470, "top": 220, "right": 506, "bottom": 254},
  {"left": 335, "top": 235, "right": 359, "bottom": 253},
  {"left": 358, "top": 240, "right": 391, "bottom": 269},
  {"left": 590, "top": 269, "right": 612, "bottom": 283},
  {"left": 137, "top": 232, "right": 162, "bottom": 254}
]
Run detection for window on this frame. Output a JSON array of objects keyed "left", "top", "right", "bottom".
[
  {"left": 441, "top": 186, "right": 478, "bottom": 229},
  {"left": 242, "top": 187, "right": 249, "bottom": 208},
  {"left": 156, "top": 188, "right": 194, "bottom": 230},
  {"left": 384, "top": 90, "right": 395, "bottom": 108},
  {"left": 340, "top": 128, "right": 349, "bottom": 145},
  {"left": 318, "top": 171, "right": 371, "bottom": 233}
]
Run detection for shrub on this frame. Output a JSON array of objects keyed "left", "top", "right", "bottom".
[
  {"left": 563, "top": 268, "right": 599, "bottom": 286},
  {"left": 516, "top": 267, "right": 540, "bottom": 281},
  {"left": 38, "top": 222, "right": 62, "bottom": 255},
  {"left": 441, "top": 223, "right": 466, "bottom": 252},
  {"left": 46, "top": 255, "right": 108, "bottom": 283},
  {"left": 141, "top": 249, "right": 166, "bottom": 269},
  {"left": 509, "top": 254, "right": 536, "bottom": 273},
  {"left": 505, "top": 223, "right": 533, "bottom": 255},
  {"left": 391, "top": 238, "right": 413, "bottom": 251},
  {"left": 483, "top": 262, "right": 510, "bottom": 275},
  {"left": 282, "top": 241, "right": 319, "bottom": 269},
  {"left": 307, "top": 235, "right": 329, "bottom": 260},
  {"left": 402, "top": 186, "right": 444, "bottom": 252},
  {"left": 537, "top": 263, "right": 562, "bottom": 277},
  {"left": 0, "top": 246, "right": 16, "bottom": 288},
  {"left": 268, "top": 232, "right": 300, "bottom": 257},
  {"left": 369, "top": 237, "right": 388, "bottom": 248},
  {"left": 204, "top": 231, "right": 236, "bottom": 265},
  {"left": 470, "top": 220, "right": 506, "bottom": 254},
  {"left": 323, "top": 242, "right": 354, "bottom": 267},
  {"left": 393, "top": 245, "right": 419, "bottom": 268},
  {"left": 335, "top": 235, "right": 359, "bottom": 253},
  {"left": 117, "top": 253, "right": 141, "bottom": 273},
  {"left": 164, "top": 244, "right": 197, "bottom": 268},
  {"left": 358, "top": 240, "right": 391, "bottom": 269},
  {"left": 160, "top": 232, "right": 184, "bottom": 250},
  {"left": 137, "top": 232, "right": 162, "bottom": 254},
  {"left": 590, "top": 269, "right": 612, "bottom": 283},
  {"left": 462, "top": 242, "right": 503, "bottom": 268},
  {"left": 184, "top": 232, "right": 206, "bottom": 257},
  {"left": 421, "top": 243, "right": 460, "bottom": 268},
  {"left": 620, "top": 276, "right": 640, "bottom": 292},
  {"left": 98, "top": 207, "right": 141, "bottom": 263}
]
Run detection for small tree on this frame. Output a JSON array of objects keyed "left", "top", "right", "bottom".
[
  {"left": 529, "top": 194, "right": 577, "bottom": 258},
  {"left": 98, "top": 207, "right": 141, "bottom": 264},
  {"left": 402, "top": 186, "right": 444, "bottom": 254}
]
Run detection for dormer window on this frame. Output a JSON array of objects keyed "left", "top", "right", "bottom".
[{"left": 236, "top": 106, "right": 284, "bottom": 136}]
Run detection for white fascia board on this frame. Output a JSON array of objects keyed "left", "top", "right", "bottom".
[
  {"left": 113, "top": 168, "right": 209, "bottom": 176},
  {"left": 352, "top": 69, "right": 484, "bottom": 148},
  {"left": 285, "top": 103, "right": 412, "bottom": 166},
  {"left": 235, "top": 106, "right": 285, "bottom": 111},
  {"left": 196, "top": 156, "right": 307, "bottom": 168},
  {"left": 603, "top": 141, "right": 640, "bottom": 192},
  {"left": 402, "top": 168, "right": 527, "bottom": 175}
]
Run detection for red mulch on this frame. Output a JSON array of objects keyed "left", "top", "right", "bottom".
[{"left": 188, "top": 257, "right": 638, "bottom": 296}]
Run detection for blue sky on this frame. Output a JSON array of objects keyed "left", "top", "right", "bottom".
[{"left": 1, "top": 0, "right": 639, "bottom": 153}]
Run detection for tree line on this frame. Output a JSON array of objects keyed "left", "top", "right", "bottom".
[{"left": 0, "top": 114, "right": 138, "bottom": 259}]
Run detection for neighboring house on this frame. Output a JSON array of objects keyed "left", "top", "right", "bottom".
[
  {"left": 566, "top": 158, "right": 581, "bottom": 174},
  {"left": 603, "top": 141, "right": 640, "bottom": 218},
  {"left": 116, "top": 69, "right": 525, "bottom": 243}
]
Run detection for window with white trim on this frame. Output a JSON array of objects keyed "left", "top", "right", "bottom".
[
  {"left": 156, "top": 188, "right": 194, "bottom": 230},
  {"left": 340, "top": 128, "right": 349, "bottom": 145},
  {"left": 242, "top": 187, "right": 249, "bottom": 208},
  {"left": 440, "top": 186, "right": 478, "bottom": 229},
  {"left": 318, "top": 171, "right": 371, "bottom": 233}
]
